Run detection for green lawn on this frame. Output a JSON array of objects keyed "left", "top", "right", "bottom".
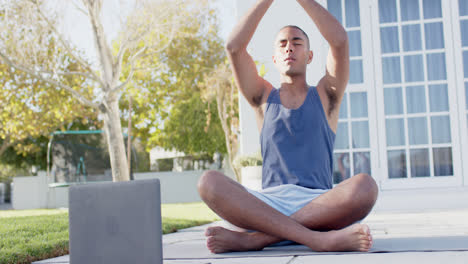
[{"left": 0, "top": 203, "right": 219, "bottom": 264}]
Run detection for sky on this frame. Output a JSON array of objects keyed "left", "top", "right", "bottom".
[{"left": 58, "top": 0, "right": 236, "bottom": 65}]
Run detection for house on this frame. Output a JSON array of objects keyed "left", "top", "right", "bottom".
[{"left": 236, "top": 0, "right": 468, "bottom": 199}]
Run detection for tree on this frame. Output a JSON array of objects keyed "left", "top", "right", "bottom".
[
  {"left": 199, "top": 61, "right": 266, "bottom": 181},
  {"left": 200, "top": 61, "right": 241, "bottom": 180},
  {"left": 0, "top": 47, "right": 98, "bottom": 163},
  {"left": 157, "top": 93, "right": 226, "bottom": 156},
  {"left": 0, "top": 0, "right": 209, "bottom": 181},
  {"left": 119, "top": 7, "right": 226, "bottom": 157}
]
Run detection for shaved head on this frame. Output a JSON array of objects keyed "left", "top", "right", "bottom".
[{"left": 277, "top": 25, "right": 310, "bottom": 50}]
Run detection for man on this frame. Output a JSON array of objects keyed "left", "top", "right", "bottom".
[{"left": 198, "top": 0, "right": 378, "bottom": 253}]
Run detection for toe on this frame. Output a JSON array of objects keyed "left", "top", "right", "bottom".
[
  {"left": 205, "top": 226, "right": 220, "bottom": 236},
  {"left": 207, "top": 237, "right": 218, "bottom": 252},
  {"left": 362, "top": 224, "right": 371, "bottom": 235},
  {"left": 360, "top": 241, "right": 371, "bottom": 252},
  {"left": 207, "top": 236, "right": 216, "bottom": 247}
]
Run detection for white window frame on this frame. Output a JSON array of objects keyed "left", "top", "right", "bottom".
[
  {"left": 370, "top": 0, "right": 463, "bottom": 190},
  {"left": 327, "top": 0, "right": 380, "bottom": 186},
  {"left": 450, "top": 0, "right": 468, "bottom": 187}
]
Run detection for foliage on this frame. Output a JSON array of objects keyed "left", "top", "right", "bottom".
[
  {"left": 0, "top": 0, "right": 213, "bottom": 182},
  {"left": 0, "top": 26, "right": 98, "bottom": 162},
  {"left": 0, "top": 137, "right": 48, "bottom": 170},
  {"left": 0, "top": 163, "right": 29, "bottom": 185},
  {"left": 233, "top": 151, "right": 263, "bottom": 171},
  {"left": 130, "top": 139, "right": 150, "bottom": 173},
  {"left": 153, "top": 158, "right": 174, "bottom": 172},
  {"left": 0, "top": 2, "right": 99, "bottom": 176},
  {"left": 120, "top": 6, "right": 226, "bottom": 157},
  {"left": 158, "top": 94, "right": 226, "bottom": 156},
  {"left": 0, "top": 119, "right": 101, "bottom": 177},
  {"left": 199, "top": 61, "right": 240, "bottom": 179}
]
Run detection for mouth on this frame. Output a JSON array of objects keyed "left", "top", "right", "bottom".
[{"left": 284, "top": 57, "right": 295, "bottom": 62}]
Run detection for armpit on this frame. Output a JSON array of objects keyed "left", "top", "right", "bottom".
[{"left": 325, "top": 88, "right": 338, "bottom": 116}]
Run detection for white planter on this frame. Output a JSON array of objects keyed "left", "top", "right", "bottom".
[{"left": 241, "top": 166, "right": 262, "bottom": 191}]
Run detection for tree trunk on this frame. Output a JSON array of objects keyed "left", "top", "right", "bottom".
[
  {"left": 102, "top": 99, "right": 130, "bottom": 182},
  {"left": 216, "top": 96, "right": 240, "bottom": 182}
]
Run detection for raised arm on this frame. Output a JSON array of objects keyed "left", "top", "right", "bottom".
[
  {"left": 297, "top": 0, "right": 349, "bottom": 104},
  {"left": 225, "top": 0, "right": 274, "bottom": 108}
]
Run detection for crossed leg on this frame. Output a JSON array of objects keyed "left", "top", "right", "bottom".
[{"left": 197, "top": 170, "right": 378, "bottom": 253}]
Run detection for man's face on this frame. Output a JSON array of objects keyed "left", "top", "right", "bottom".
[{"left": 272, "top": 27, "right": 313, "bottom": 77}]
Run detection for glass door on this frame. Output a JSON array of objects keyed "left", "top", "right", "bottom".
[
  {"left": 327, "top": 0, "right": 379, "bottom": 185},
  {"left": 372, "top": 0, "right": 463, "bottom": 189}
]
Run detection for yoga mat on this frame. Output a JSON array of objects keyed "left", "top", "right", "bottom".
[{"left": 163, "top": 235, "right": 468, "bottom": 260}]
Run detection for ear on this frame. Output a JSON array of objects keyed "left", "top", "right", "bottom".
[
  {"left": 307, "top": 50, "right": 313, "bottom": 64},
  {"left": 272, "top": 55, "right": 277, "bottom": 64}
]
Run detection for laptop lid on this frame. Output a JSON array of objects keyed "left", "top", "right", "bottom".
[{"left": 69, "top": 179, "right": 162, "bottom": 264}]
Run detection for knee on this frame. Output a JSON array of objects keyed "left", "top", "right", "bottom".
[
  {"left": 353, "top": 173, "right": 379, "bottom": 207},
  {"left": 197, "top": 170, "right": 224, "bottom": 201}
]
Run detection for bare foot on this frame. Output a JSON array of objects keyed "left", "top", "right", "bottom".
[
  {"left": 316, "top": 224, "right": 373, "bottom": 252},
  {"left": 205, "top": 226, "right": 265, "bottom": 254}
]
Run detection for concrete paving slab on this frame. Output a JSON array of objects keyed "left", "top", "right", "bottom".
[
  {"left": 292, "top": 251, "right": 468, "bottom": 264},
  {"left": 33, "top": 209, "right": 468, "bottom": 264},
  {"left": 33, "top": 255, "right": 69, "bottom": 263},
  {"left": 371, "top": 236, "right": 468, "bottom": 252},
  {"left": 163, "top": 231, "right": 206, "bottom": 244}
]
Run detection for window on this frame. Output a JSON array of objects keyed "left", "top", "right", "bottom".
[
  {"left": 460, "top": 0, "right": 468, "bottom": 129},
  {"left": 329, "top": 0, "right": 363, "bottom": 84},
  {"left": 379, "top": 0, "right": 454, "bottom": 179},
  {"left": 329, "top": 0, "right": 372, "bottom": 184},
  {"left": 333, "top": 93, "right": 372, "bottom": 184}
]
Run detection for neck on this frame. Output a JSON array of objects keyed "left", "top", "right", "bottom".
[{"left": 279, "top": 74, "right": 308, "bottom": 94}]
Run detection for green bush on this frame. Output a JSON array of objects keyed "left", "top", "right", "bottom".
[{"left": 233, "top": 151, "right": 263, "bottom": 170}]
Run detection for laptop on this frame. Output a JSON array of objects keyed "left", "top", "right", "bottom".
[{"left": 69, "top": 179, "right": 162, "bottom": 264}]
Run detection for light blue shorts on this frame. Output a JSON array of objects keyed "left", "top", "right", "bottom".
[
  {"left": 224, "top": 184, "right": 364, "bottom": 247},
  {"left": 246, "top": 184, "right": 329, "bottom": 217},
  {"left": 223, "top": 184, "right": 329, "bottom": 246}
]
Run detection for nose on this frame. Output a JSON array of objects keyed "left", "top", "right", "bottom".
[{"left": 285, "top": 42, "right": 294, "bottom": 53}]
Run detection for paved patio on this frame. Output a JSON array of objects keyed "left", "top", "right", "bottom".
[{"left": 34, "top": 208, "right": 468, "bottom": 263}]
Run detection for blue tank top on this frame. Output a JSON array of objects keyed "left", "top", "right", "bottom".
[{"left": 260, "top": 86, "right": 336, "bottom": 190}]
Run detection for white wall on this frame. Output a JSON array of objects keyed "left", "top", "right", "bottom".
[
  {"left": 11, "top": 170, "right": 236, "bottom": 208},
  {"left": 12, "top": 171, "right": 49, "bottom": 210},
  {"left": 133, "top": 171, "right": 204, "bottom": 203},
  {"left": 9, "top": 170, "right": 468, "bottom": 211},
  {"left": 47, "top": 186, "right": 69, "bottom": 208},
  {"left": 236, "top": 0, "right": 329, "bottom": 155}
]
